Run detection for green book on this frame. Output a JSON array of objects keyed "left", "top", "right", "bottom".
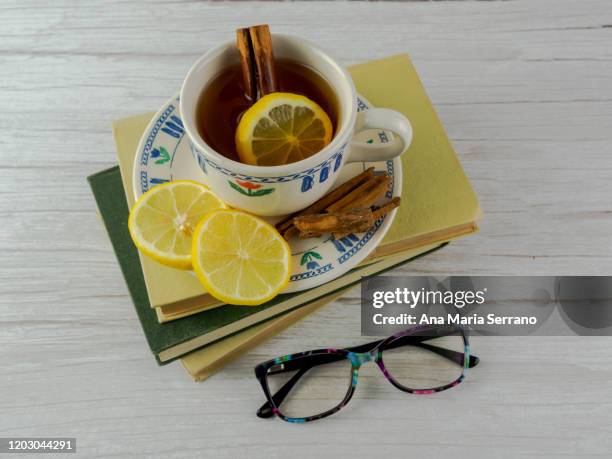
[{"left": 88, "top": 166, "right": 446, "bottom": 364}]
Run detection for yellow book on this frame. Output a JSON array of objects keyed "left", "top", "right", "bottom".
[
  {"left": 352, "top": 54, "right": 481, "bottom": 258},
  {"left": 154, "top": 297, "right": 221, "bottom": 323},
  {"left": 112, "top": 54, "right": 480, "bottom": 321}
]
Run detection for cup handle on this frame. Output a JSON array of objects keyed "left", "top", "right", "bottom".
[{"left": 346, "top": 108, "right": 413, "bottom": 163}]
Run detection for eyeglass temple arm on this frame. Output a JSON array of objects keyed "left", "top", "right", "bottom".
[{"left": 257, "top": 336, "right": 479, "bottom": 418}]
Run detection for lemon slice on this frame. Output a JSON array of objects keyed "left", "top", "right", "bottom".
[
  {"left": 235, "top": 92, "right": 333, "bottom": 166},
  {"left": 192, "top": 209, "right": 291, "bottom": 305},
  {"left": 128, "top": 181, "right": 226, "bottom": 269}
]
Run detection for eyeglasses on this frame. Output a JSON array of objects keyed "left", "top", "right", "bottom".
[{"left": 254, "top": 325, "right": 479, "bottom": 423}]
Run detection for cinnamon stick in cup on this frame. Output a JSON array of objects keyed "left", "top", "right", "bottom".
[{"left": 236, "top": 24, "right": 279, "bottom": 101}]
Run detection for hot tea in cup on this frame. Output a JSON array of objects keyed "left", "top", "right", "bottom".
[
  {"left": 180, "top": 25, "right": 413, "bottom": 216},
  {"left": 197, "top": 58, "right": 339, "bottom": 164}
]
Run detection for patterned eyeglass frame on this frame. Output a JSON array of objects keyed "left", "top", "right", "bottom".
[{"left": 254, "top": 324, "right": 480, "bottom": 423}]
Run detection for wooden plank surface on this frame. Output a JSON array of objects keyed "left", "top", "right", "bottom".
[{"left": 1, "top": 0, "right": 611, "bottom": 457}]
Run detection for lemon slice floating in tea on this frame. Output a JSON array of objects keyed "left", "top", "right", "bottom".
[
  {"left": 235, "top": 92, "right": 333, "bottom": 166},
  {"left": 192, "top": 209, "right": 291, "bottom": 305},
  {"left": 128, "top": 181, "right": 226, "bottom": 270}
]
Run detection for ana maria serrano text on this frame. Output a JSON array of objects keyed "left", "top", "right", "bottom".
[{"left": 371, "top": 287, "right": 537, "bottom": 326}]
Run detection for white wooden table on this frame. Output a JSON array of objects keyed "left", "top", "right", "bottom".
[{"left": 2, "top": 1, "right": 612, "bottom": 457}]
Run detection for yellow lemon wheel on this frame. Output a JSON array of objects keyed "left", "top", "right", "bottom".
[
  {"left": 235, "top": 92, "right": 333, "bottom": 166},
  {"left": 128, "top": 181, "right": 226, "bottom": 269},
  {"left": 192, "top": 209, "right": 291, "bottom": 305}
]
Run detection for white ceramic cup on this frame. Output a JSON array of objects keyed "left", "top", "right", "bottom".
[{"left": 180, "top": 34, "right": 412, "bottom": 217}]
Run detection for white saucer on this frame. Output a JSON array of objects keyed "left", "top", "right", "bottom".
[{"left": 133, "top": 94, "right": 402, "bottom": 293}]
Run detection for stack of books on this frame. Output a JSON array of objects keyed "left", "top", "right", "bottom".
[{"left": 88, "top": 54, "right": 480, "bottom": 380}]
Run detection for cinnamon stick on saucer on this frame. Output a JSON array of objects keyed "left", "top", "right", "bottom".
[
  {"left": 280, "top": 170, "right": 378, "bottom": 240},
  {"left": 276, "top": 167, "right": 375, "bottom": 233},
  {"left": 236, "top": 24, "right": 279, "bottom": 101},
  {"left": 325, "top": 174, "right": 390, "bottom": 213},
  {"left": 294, "top": 196, "right": 400, "bottom": 240},
  {"left": 277, "top": 167, "right": 400, "bottom": 240},
  {"left": 294, "top": 209, "right": 375, "bottom": 235},
  {"left": 332, "top": 197, "right": 401, "bottom": 239},
  {"left": 372, "top": 196, "right": 402, "bottom": 220}
]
